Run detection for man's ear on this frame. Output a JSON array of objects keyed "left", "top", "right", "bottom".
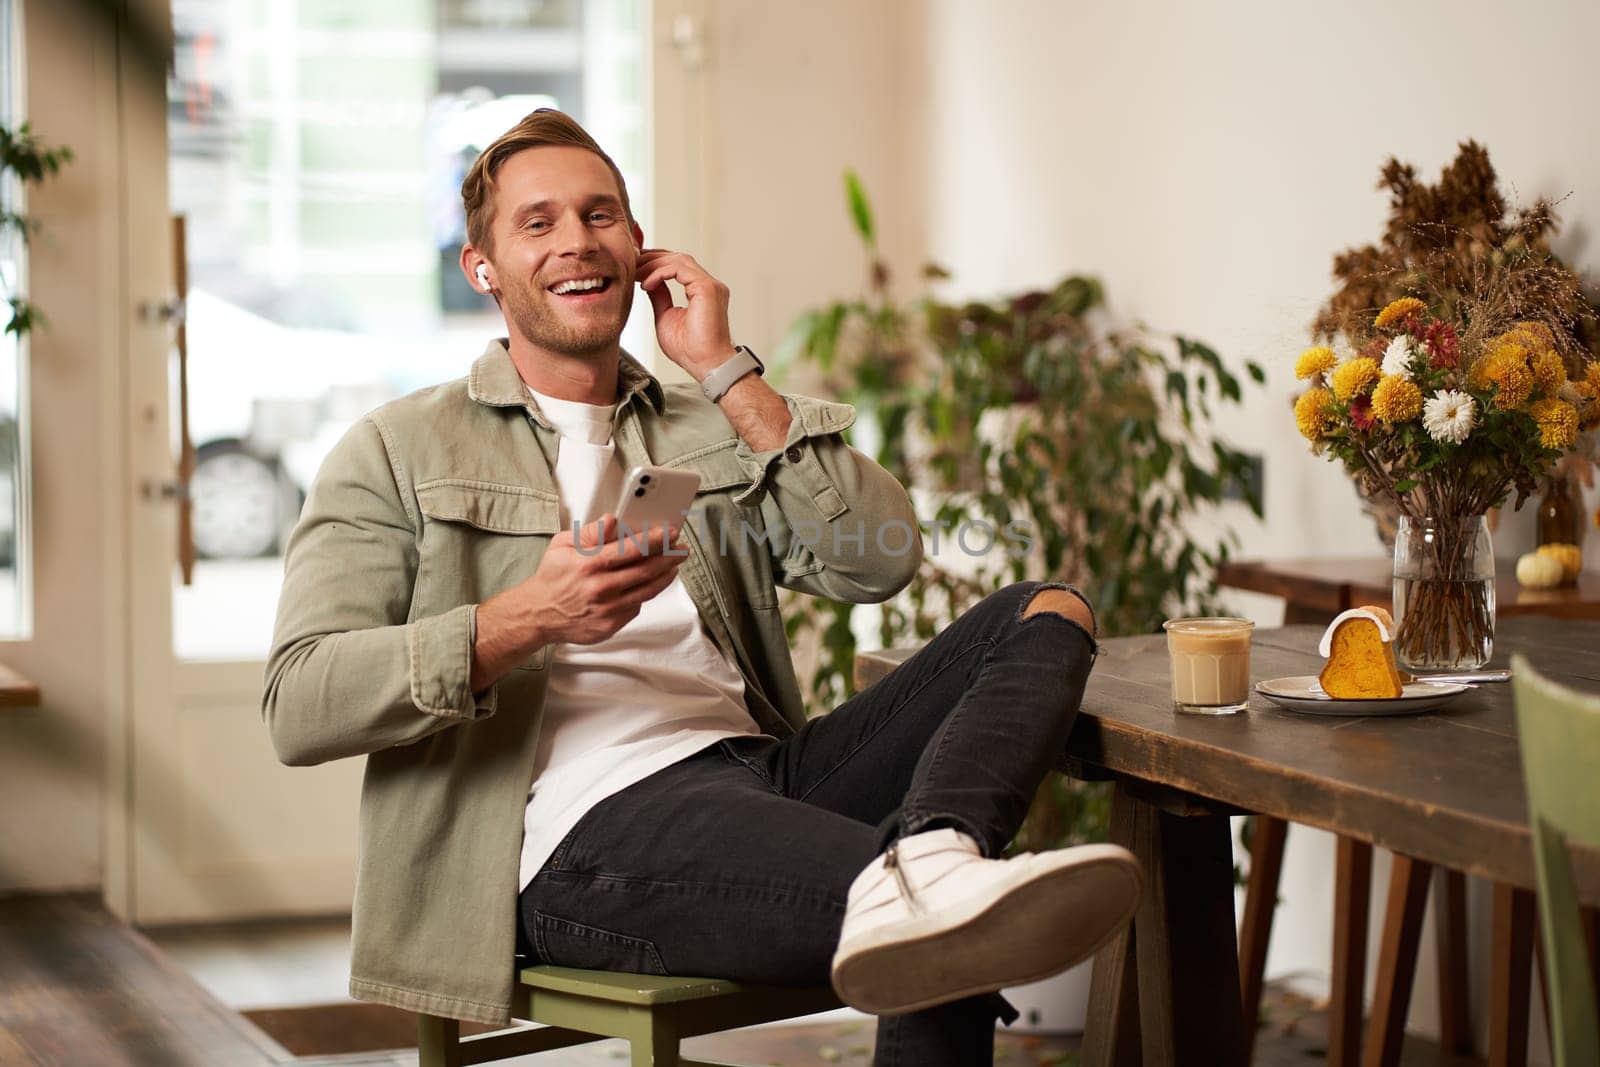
[
  {"left": 459, "top": 244, "right": 493, "bottom": 294},
  {"left": 630, "top": 221, "right": 645, "bottom": 250}
]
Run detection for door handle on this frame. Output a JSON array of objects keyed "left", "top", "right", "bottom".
[{"left": 141, "top": 478, "right": 189, "bottom": 502}]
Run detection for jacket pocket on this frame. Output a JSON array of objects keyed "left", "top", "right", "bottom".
[
  {"left": 416, "top": 479, "right": 561, "bottom": 535},
  {"left": 530, "top": 911, "right": 669, "bottom": 975}
]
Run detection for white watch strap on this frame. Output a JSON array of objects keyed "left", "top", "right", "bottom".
[{"left": 700, "top": 345, "right": 763, "bottom": 402}]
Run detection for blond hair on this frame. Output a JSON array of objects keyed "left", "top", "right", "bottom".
[{"left": 460, "top": 108, "right": 634, "bottom": 253}]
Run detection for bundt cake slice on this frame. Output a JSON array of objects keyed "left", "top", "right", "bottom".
[{"left": 1317, "top": 606, "right": 1404, "bottom": 699}]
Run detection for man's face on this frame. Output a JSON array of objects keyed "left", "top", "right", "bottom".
[{"left": 482, "top": 145, "right": 641, "bottom": 358}]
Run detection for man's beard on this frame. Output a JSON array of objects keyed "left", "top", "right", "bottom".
[{"left": 502, "top": 277, "right": 635, "bottom": 358}]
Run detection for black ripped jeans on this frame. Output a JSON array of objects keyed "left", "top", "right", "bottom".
[{"left": 516, "top": 581, "right": 1098, "bottom": 1066}]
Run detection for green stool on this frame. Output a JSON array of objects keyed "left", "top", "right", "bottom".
[{"left": 418, "top": 964, "right": 844, "bottom": 1067}]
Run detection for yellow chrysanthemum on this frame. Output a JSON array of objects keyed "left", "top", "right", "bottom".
[
  {"left": 1529, "top": 398, "right": 1579, "bottom": 450},
  {"left": 1578, "top": 361, "right": 1600, "bottom": 399},
  {"left": 1483, "top": 353, "right": 1533, "bottom": 409},
  {"left": 1330, "top": 357, "right": 1380, "bottom": 401},
  {"left": 1530, "top": 349, "right": 1567, "bottom": 395},
  {"left": 1485, "top": 341, "right": 1529, "bottom": 368},
  {"left": 1294, "top": 388, "right": 1335, "bottom": 441},
  {"left": 1371, "top": 375, "right": 1423, "bottom": 424},
  {"left": 1374, "top": 297, "right": 1426, "bottom": 328},
  {"left": 1295, "top": 346, "right": 1338, "bottom": 380},
  {"left": 1513, "top": 321, "right": 1556, "bottom": 347}
]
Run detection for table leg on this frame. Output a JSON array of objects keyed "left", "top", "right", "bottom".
[
  {"left": 1084, "top": 784, "right": 1142, "bottom": 1067},
  {"left": 1328, "top": 836, "right": 1373, "bottom": 1067},
  {"left": 1488, "top": 883, "right": 1535, "bottom": 1067},
  {"left": 1586, "top": 906, "right": 1600, "bottom": 1011},
  {"left": 1361, "top": 853, "right": 1432, "bottom": 1067},
  {"left": 1239, "top": 814, "right": 1288, "bottom": 1064},
  {"left": 1129, "top": 799, "right": 1246, "bottom": 1066},
  {"left": 1532, "top": 920, "right": 1552, "bottom": 1050},
  {"left": 1435, "top": 868, "right": 1472, "bottom": 1055}
]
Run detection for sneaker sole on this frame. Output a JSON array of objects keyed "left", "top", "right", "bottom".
[{"left": 830, "top": 844, "right": 1142, "bottom": 1016}]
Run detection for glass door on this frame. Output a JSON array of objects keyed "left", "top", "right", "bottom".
[{"left": 126, "top": 0, "right": 649, "bottom": 922}]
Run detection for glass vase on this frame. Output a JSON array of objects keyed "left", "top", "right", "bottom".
[{"left": 1391, "top": 514, "right": 1495, "bottom": 671}]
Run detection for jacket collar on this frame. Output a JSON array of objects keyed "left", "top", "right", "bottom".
[{"left": 467, "top": 338, "right": 667, "bottom": 422}]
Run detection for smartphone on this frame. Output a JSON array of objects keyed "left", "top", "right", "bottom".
[{"left": 612, "top": 465, "right": 701, "bottom": 546}]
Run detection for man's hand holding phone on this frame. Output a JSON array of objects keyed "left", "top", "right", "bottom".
[{"left": 470, "top": 511, "right": 686, "bottom": 691}]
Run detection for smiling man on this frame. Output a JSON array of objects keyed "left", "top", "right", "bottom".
[{"left": 264, "top": 109, "right": 1140, "bottom": 1066}]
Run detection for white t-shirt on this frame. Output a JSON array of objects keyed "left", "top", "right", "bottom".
[{"left": 517, "top": 386, "right": 759, "bottom": 890}]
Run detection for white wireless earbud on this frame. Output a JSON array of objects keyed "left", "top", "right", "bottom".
[{"left": 475, "top": 264, "right": 491, "bottom": 292}]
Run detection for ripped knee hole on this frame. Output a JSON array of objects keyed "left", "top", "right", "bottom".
[{"left": 1022, "top": 588, "right": 1096, "bottom": 635}]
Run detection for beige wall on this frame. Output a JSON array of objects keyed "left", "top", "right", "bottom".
[
  {"left": 652, "top": 0, "right": 924, "bottom": 373},
  {"left": 0, "top": 0, "right": 124, "bottom": 892},
  {"left": 911, "top": 0, "right": 1600, "bottom": 570}
]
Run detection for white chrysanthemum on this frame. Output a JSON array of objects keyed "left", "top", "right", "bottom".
[
  {"left": 1422, "top": 389, "right": 1476, "bottom": 444},
  {"left": 1382, "top": 335, "right": 1416, "bottom": 380}
]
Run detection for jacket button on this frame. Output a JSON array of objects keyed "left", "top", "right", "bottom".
[{"left": 784, "top": 445, "right": 803, "bottom": 463}]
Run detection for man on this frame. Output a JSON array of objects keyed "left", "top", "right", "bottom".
[{"left": 264, "top": 109, "right": 1140, "bottom": 1064}]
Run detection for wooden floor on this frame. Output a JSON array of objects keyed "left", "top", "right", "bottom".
[
  {"left": 0, "top": 893, "right": 285, "bottom": 1066},
  {"left": 1, "top": 892, "right": 1488, "bottom": 1066}
]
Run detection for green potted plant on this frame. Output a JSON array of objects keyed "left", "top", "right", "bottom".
[
  {"left": 780, "top": 171, "right": 1264, "bottom": 703},
  {"left": 1, "top": 121, "right": 74, "bottom": 337},
  {"left": 778, "top": 173, "right": 1265, "bottom": 1030}
]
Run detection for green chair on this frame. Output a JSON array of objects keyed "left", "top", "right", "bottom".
[
  {"left": 1511, "top": 653, "right": 1600, "bottom": 1067},
  {"left": 418, "top": 964, "right": 843, "bottom": 1067}
]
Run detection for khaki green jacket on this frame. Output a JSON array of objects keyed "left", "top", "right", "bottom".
[{"left": 263, "top": 341, "right": 921, "bottom": 1025}]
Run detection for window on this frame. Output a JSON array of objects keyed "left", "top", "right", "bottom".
[
  {"left": 0, "top": 0, "right": 32, "bottom": 639},
  {"left": 167, "top": 0, "right": 646, "bottom": 658}
]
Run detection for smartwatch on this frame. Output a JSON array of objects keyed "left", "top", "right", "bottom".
[{"left": 699, "top": 345, "right": 765, "bottom": 402}]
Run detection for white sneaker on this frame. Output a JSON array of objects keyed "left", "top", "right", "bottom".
[{"left": 830, "top": 828, "right": 1142, "bottom": 1016}]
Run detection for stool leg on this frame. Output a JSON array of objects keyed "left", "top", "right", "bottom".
[
  {"left": 1488, "top": 883, "right": 1535, "bottom": 1067},
  {"left": 1239, "top": 814, "right": 1288, "bottom": 1063},
  {"left": 1328, "top": 836, "right": 1373, "bottom": 1067},
  {"left": 1361, "top": 854, "right": 1431, "bottom": 1067},
  {"left": 626, "top": 1007, "right": 680, "bottom": 1067},
  {"left": 417, "top": 1015, "right": 462, "bottom": 1067},
  {"left": 1435, "top": 868, "right": 1472, "bottom": 1055}
]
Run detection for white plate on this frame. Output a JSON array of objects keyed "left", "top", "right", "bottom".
[{"left": 1254, "top": 675, "right": 1471, "bottom": 717}]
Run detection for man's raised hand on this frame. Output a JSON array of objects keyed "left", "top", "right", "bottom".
[{"left": 634, "top": 248, "right": 737, "bottom": 379}]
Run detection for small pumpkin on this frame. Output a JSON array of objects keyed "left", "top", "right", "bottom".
[
  {"left": 1517, "top": 551, "right": 1565, "bottom": 589},
  {"left": 1535, "top": 542, "right": 1583, "bottom": 584}
]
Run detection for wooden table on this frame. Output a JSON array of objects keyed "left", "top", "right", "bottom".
[
  {"left": 856, "top": 616, "right": 1600, "bottom": 1067},
  {"left": 1218, "top": 558, "right": 1600, "bottom": 625},
  {"left": 0, "top": 661, "right": 40, "bottom": 709}
]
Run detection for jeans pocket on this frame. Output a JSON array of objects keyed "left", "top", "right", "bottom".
[
  {"left": 531, "top": 911, "right": 669, "bottom": 976},
  {"left": 717, "top": 735, "right": 780, "bottom": 793}
]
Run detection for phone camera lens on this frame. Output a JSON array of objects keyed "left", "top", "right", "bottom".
[
  {"left": 634, "top": 487, "right": 646, "bottom": 497},
  {"left": 639, "top": 474, "right": 652, "bottom": 484}
]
